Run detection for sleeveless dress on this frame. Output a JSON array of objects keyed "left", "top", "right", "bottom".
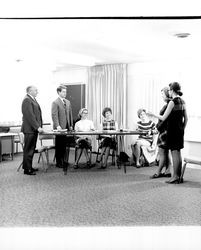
[
  {"left": 100, "top": 119, "right": 117, "bottom": 149},
  {"left": 166, "top": 97, "right": 186, "bottom": 150},
  {"left": 156, "top": 102, "right": 169, "bottom": 149}
]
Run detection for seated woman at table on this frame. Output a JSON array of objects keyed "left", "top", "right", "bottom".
[
  {"left": 97, "top": 107, "right": 118, "bottom": 169},
  {"left": 74, "top": 108, "right": 95, "bottom": 169},
  {"left": 131, "top": 108, "right": 157, "bottom": 168}
]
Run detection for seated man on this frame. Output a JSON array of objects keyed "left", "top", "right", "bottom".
[
  {"left": 131, "top": 108, "right": 157, "bottom": 168},
  {"left": 74, "top": 108, "right": 95, "bottom": 169}
]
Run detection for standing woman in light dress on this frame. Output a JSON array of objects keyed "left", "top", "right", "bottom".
[
  {"left": 150, "top": 87, "right": 172, "bottom": 179},
  {"left": 148, "top": 82, "right": 188, "bottom": 184}
]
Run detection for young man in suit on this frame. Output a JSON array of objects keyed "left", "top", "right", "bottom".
[
  {"left": 51, "top": 85, "right": 73, "bottom": 173},
  {"left": 21, "top": 86, "right": 43, "bottom": 175}
]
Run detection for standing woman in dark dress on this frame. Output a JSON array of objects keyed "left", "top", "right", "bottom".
[{"left": 148, "top": 82, "right": 188, "bottom": 184}]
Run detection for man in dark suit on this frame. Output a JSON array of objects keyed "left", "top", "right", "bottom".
[
  {"left": 21, "top": 86, "right": 43, "bottom": 175},
  {"left": 51, "top": 85, "right": 73, "bottom": 173}
]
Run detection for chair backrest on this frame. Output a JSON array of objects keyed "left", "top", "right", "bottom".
[
  {"left": 18, "top": 132, "right": 24, "bottom": 149},
  {"left": 9, "top": 127, "right": 21, "bottom": 142},
  {"left": 39, "top": 134, "right": 55, "bottom": 146},
  {"left": 39, "top": 134, "right": 55, "bottom": 140}
]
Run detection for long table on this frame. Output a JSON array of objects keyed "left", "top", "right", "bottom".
[
  {"left": 42, "top": 130, "right": 144, "bottom": 173},
  {"left": 42, "top": 129, "right": 143, "bottom": 151},
  {"left": 42, "top": 130, "right": 143, "bottom": 136}
]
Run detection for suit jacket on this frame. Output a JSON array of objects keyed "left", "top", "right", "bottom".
[
  {"left": 51, "top": 97, "right": 73, "bottom": 130},
  {"left": 21, "top": 94, "right": 43, "bottom": 133}
]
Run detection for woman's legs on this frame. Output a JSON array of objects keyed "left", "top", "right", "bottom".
[
  {"left": 83, "top": 148, "right": 90, "bottom": 163},
  {"left": 156, "top": 148, "right": 166, "bottom": 175},
  {"left": 132, "top": 139, "right": 151, "bottom": 167},
  {"left": 164, "top": 150, "right": 172, "bottom": 174},
  {"left": 166, "top": 149, "right": 182, "bottom": 182},
  {"left": 75, "top": 148, "right": 83, "bottom": 166},
  {"left": 98, "top": 147, "right": 106, "bottom": 162},
  {"left": 102, "top": 146, "right": 110, "bottom": 167},
  {"left": 171, "top": 149, "right": 182, "bottom": 178},
  {"left": 132, "top": 143, "right": 141, "bottom": 166}
]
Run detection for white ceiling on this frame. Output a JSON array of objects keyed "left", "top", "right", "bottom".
[{"left": 0, "top": 18, "right": 201, "bottom": 70}]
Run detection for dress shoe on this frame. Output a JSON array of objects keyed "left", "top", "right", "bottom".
[
  {"left": 73, "top": 164, "right": 79, "bottom": 169},
  {"left": 31, "top": 168, "right": 39, "bottom": 172},
  {"left": 56, "top": 164, "right": 63, "bottom": 168},
  {"left": 24, "top": 170, "right": 36, "bottom": 175},
  {"left": 86, "top": 161, "right": 92, "bottom": 169},
  {"left": 150, "top": 173, "right": 164, "bottom": 179},
  {"left": 163, "top": 173, "right": 171, "bottom": 178},
  {"left": 179, "top": 177, "right": 184, "bottom": 183},
  {"left": 63, "top": 168, "right": 68, "bottom": 175},
  {"left": 165, "top": 178, "right": 180, "bottom": 184},
  {"left": 87, "top": 163, "right": 96, "bottom": 169},
  {"left": 98, "top": 164, "right": 107, "bottom": 169}
]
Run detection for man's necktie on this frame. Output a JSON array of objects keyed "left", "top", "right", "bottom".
[{"left": 63, "top": 100, "right": 66, "bottom": 107}]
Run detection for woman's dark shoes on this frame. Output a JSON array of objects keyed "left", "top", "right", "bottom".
[
  {"left": 73, "top": 164, "right": 79, "bottom": 169},
  {"left": 31, "top": 168, "right": 39, "bottom": 172},
  {"left": 98, "top": 166, "right": 106, "bottom": 169},
  {"left": 136, "top": 164, "right": 141, "bottom": 168},
  {"left": 163, "top": 173, "right": 171, "bottom": 178},
  {"left": 96, "top": 157, "right": 102, "bottom": 164},
  {"left": 86, "top": 161, "right": 92, "bottom": 169},
  {"left": 165, "top": 178, "right": 180, "bottom": 184},
  {"left": 98, "top": 164, "right": 107, "bottom": 169},
  {"left": 24, "top": 170, "right": 36, "bottom": 175},
  {"left": 56, "top": 164, "right": 63, "bottom": 168},
  {"left": 150, "top": 173, "right": 164, "bottom": 179},
  {"left": 179, "top": 177, "right": 184, "bottom": 183}
]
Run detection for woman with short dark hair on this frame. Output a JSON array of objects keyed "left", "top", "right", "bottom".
[{"left": 97, "top": 107, "right": 118, "bottom": 169}]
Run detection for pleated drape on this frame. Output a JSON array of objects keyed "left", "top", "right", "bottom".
[{"left": 86, "top": 64, "right": 127, "bottom": 130}]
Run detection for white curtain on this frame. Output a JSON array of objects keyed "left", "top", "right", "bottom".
[
  {"left": 86, "top": 64, "right": 127, "bottom": 130},
  {"left": 126, "top": 75, "right": 166, "bottom": 155}
]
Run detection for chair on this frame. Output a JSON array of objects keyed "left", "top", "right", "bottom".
[
  {"left": 17, "top": 132, "right": 49, "bottom": 172},
  {"left": 9, "top": 127, "right": 21, "bottom": 153},
  {"left": 180, "top": 156, "right": 201, "bottom": 181},
  {"left": 38, "top": 134, "right": 55, "bottom": 167}
]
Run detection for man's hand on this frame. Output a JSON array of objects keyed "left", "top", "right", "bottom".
[
  {"left": 38, "top": 127, "right": 44, "bottom": 133},
  {"left": 57, "top": 126, "right": 62, "bottom": 131}
]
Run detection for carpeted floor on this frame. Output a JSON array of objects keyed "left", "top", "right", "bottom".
[{"left": 0, "top": 151, "right": 201, "bottom": 227}]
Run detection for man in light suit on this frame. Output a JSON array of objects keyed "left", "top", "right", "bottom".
[
  {"left": 51, "top": 85, "right": 73, "bottom": 173},
  {"left": 21, "top": 86, "right": 43, "bottom": 175}
]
